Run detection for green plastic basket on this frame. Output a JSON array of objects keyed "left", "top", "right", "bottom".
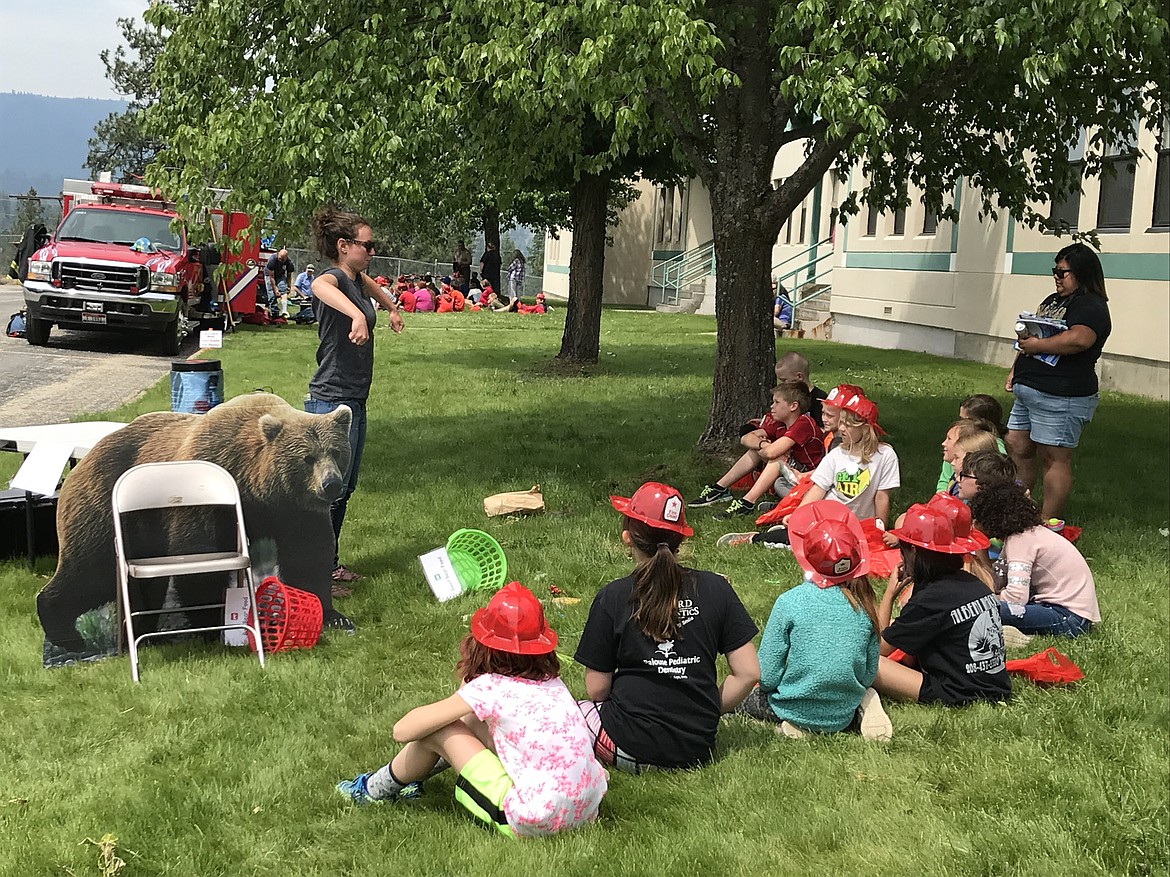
[{"left": 446, "top": 528, "right": 507, "bottom": 593}]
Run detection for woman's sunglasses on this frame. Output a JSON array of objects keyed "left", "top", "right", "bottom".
[
  {"left": 345, "top": 238, "right": 379, "bottom": 253},
  {"left": 1052, "top": 267, "right": 1071, "bottom": 279}
]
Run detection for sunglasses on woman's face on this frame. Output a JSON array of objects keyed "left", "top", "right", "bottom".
[
  {"left": 345, "top": 238, "right": 379, "bottom": 253},
  {"left": 1052, "top": 267, "right": 1072, "bottom": 279}
]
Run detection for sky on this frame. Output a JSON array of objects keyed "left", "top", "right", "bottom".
[{"left": 0, "top": 0, "right": 145, "bottom": 99}]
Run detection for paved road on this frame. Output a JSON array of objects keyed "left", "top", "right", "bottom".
[{"left": 0, "top": 281, "right": 199, "bottom": 426}]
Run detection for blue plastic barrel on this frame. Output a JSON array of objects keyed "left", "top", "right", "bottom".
[{"left": 171, "top": 359, "right": 223, "bottom": 414}]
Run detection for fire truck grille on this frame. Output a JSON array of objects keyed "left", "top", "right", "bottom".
[{"left": 58, "top": 261, "right": 144, "bottom": 294}]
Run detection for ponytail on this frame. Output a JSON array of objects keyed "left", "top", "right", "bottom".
[
  {"left": 624, "top": 516, "right": 687, "bottom": 642},
  {"left": 838, "top": 576, "right": 880, "bottom": 632}
]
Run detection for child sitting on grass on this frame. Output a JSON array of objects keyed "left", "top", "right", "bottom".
[
  {"left": 690, "top": 380, "right": 824, "bottom": 516},
  {"left": 936, "top": 395, "right": 1007, "bottom": 492},
  {"left": 776, "top": 351, "right": 828, "bottom": 423},
  {"left": 736, "top": 501, "right": 892, "bottom": 740},
  {"left": 336, "top": 582, "right": 608, "bottom": 838},
  {"left": 874, "top": 505, "right": 1011, "bottom": 706},
  {"left": 969, "top": 482, "right": 1100, "bottom": 637},
  {"left": 718, "top": 392, "right": 900, "bottom": 548},
  {"left": 575, "top": 482, "right": 760, "bottom": 772},
  {"left": 819, "top": 383, "right": 865, "bottom": 453}
]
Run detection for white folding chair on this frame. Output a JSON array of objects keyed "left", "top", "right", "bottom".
[{"left": 112, "top": 460, "right": 265, "bottom": 682}]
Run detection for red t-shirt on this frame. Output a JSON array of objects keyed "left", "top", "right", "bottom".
[
  {"left": 451, "top": 289, "right": 466, "bottom": 311},
  {"left": 765, "top": 413, "right": 825, "bottom": 471},
  {"left": 399, "top": 290, "right": 417, "bottom": 312}
]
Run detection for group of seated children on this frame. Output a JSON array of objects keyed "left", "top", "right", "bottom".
[
  {"left": 331, "top": 359, "right": 1100, "bottom": 839},
  {"left": 336, "top": 459, "right": 1098, "bottom": 838},
  {"left": 376, "top": 273, "right": 549, "bottom": 315}
]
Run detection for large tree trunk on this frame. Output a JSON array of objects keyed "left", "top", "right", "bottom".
[
  {"left": 698, "top": 203, "right": 777, "bottom": 448},
  {"left": 557, "top": 170, "right": 610, "bottom": 363},
  {"left": 482, "top": 204, "right": 500, "bottom": 254}
]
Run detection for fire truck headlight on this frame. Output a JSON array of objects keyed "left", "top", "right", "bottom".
[
  {"left": 149, "top": 271, "right": 178, "bottom": 292},
  {"left": 27, "top": 260, "right": 52, "bottom": 281}
]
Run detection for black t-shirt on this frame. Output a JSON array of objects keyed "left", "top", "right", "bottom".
[
  {"left": 882, "top": 571, "right": 1011, "bottom": 706},
  {"left": 809, "top": 385, "right": 827, "bottom": 424},
  {"left": 479, "top": 248, "right": 502, "bottom": 282},
  {"left": 1013, "top": 290, "right": 1111, "bottom": 396},
  {"left": 308, "top": 268, "right": 376, "bottom": 402},
  {"left": 266, "top": 253, "right": 294, "bottom": 283},
  {"left": 574, "top": 568, "right": 759, "bottom": 768}
]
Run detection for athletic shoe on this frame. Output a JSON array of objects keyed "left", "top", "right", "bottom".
[
  {"left": 858, "top": 688, "right": 893, "bottom": 742},
  {"left": 716, "top": 498, "right": 756, "bottom": 519},
  {"left": 689, "top": 484, "right": 731, "bottom": 507},
  {"left": 777, "top": 721, "right": 806, "bottom": 739},
  {"left": 717, "top": 532, "right": 757, "bottom": 548},
  {"left": 336, "top": 773, "right": 422, "bottom": 805},
  {"left": 1002, "top": 625, "right": 1033, "bottom": 649},
  {"left": 323, "top": 610, "right": 356, "bottom": 635},
  {"left": 336, "top": 773, "right": 382, "bottom": 805},
  {"left": 332, "top": 565, "right": 364, "bottom": 583},
  {"left": 756, "top": 501, "right": 777, "bottom": 513}
]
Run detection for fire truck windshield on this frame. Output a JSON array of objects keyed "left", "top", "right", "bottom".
[{"left": 57, "top": 208, "right": 182, "bottom": 251}]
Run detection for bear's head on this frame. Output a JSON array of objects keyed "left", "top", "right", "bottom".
[{"left": 256, "top": 405, "right": 353, "bottom": 508}]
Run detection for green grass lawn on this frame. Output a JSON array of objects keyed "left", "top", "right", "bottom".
[{"left": 1, "top": 311, "right": 1166, "bottom": 876}]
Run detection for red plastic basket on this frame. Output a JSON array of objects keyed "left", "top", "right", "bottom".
[{"left": 248, "top": 576, "right": 323, "bottom": 653}]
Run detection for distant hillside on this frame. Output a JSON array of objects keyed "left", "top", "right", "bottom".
[{"left": 0, "top": 92, "right": 127, "bottom": 222}]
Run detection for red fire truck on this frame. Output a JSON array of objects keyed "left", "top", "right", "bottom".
[{"left": 21, "top": 179, "right": 264, "bottom": 354}]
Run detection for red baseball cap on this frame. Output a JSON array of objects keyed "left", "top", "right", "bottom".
[
  {"left": 889, "top": 504, "right": 968, "bottom": 554},
  {"left": 842, "top": 393, "right": 887, "bottom": 435},
  {"left": 926, "top": 494, "right": 991, "bottom": 552},
  {"left": 470, "top": 581, "right": 558, "bottom": 655},
  {"left": 610, "top": 481, "right": 693, "bottom": 536},
  {"left": 788, "top": 500, "right": 871, "bottom": 586}
]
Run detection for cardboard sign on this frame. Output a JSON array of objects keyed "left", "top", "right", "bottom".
[
  {"left": 419, "top": 546, "right": 463, "bottom": 602},
  {"left": 223, "top": 588, "right": 252, "bottom": 646},
  {"left": 199, "top": 329, "right": 224, "bottom": 349}
]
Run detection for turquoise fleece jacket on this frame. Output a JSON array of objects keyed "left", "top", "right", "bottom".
[{"left": 757, "top": 578, "right": 879, "bottom": 733}]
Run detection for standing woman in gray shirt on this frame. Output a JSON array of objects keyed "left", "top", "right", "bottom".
[{"left": 307, "top": 206, "right": 404, "bottom": 620}]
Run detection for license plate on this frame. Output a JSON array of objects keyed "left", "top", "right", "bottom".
[{"left": 81, "top": 313, "right": 107, "bottom": 324}]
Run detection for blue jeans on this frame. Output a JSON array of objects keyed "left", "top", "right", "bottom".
[
  {"left": 304, "top": 396, "right": 367, "bottom": 569},
  {"left": 999, "top": 601, "right": 1093, "bottom": 637},
  {"left": 1007, "top": 384, "right": 1098, "bottom": 448}
]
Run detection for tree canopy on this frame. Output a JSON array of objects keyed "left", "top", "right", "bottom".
[{"left": 146, "top": 0, "right": 1167, "bottom": 441}]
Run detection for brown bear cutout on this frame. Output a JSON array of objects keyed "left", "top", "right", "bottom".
[{"left": 37, "top": 393, "right": 351, "bottom": 653}]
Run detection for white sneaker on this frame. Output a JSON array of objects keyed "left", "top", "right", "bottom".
[
  {"left": 777, "top": 721, "right": 806, "bottom": 739},
  {"left": 858, "top": 688, "right": 893, "bottom": 741}
]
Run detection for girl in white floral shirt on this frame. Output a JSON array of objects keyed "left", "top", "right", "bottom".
[{"left": 337, "top": 582, "right": 607, "bottom": 838}]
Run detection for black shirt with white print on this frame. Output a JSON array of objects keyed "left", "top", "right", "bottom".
[
  {"left": 574, "top": 569, "right": 758, "bottom": 768},
  {"left": 882, "top": 571, "right": 1011, "bottom": 706}
]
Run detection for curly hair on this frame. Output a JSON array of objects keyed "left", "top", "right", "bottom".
[
  {"left": 312, "top": 205, "right": 370, "bottom": 261},
  {"left": 968, "top": 481, "right": 1043, "bottom": 539}
]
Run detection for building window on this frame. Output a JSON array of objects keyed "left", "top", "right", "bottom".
[
  {"left": 893, "top": 206, "right": 906, "bottom": 236},
  {"left": 1050, "top": 129, "right": 1086, "bottom": 232},
  {"left": 866, "top": 204, "right": 879, "bottom": 236},
  {"left": 1153, "top": 117, "right": 1170, "bottom": 230},
  {"left": 784, "top": 213, "right": 793, "bottom": 245},
  {"left": 922, "top": 211, "right": 938, "bottom": 235},
  {"left": 797, "top": 199, "right": 808, "bottom": 245},
  {"left": 1097, "top": 122, "right": 1139, "bottom": 231}
]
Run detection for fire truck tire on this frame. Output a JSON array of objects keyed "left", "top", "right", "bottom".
[
  {"left": 161, "top": 313, "right": 184, "bottom": 356},
  {"left": 26, "top": 316, "right": 51, "bottom": 346}
]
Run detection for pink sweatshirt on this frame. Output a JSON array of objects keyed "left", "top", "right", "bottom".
[{"left": 999, "top": 526, "right": 1101, "bottom": 622}]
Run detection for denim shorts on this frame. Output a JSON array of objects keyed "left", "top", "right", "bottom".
[{"left": 1007, "top": 383, "right": 1098, "bottom": 448}]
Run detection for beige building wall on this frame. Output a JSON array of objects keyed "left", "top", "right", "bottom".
[{"left": 544, "top": 123, "right": 1169, "bottom": 397}]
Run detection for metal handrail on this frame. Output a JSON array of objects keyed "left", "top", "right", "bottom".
[
  {"left": 652, "top": 240, "right": 715, "bottom": 305},
  {"left": 774, "top": 237, "right": 835, "bottom": 312}
]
